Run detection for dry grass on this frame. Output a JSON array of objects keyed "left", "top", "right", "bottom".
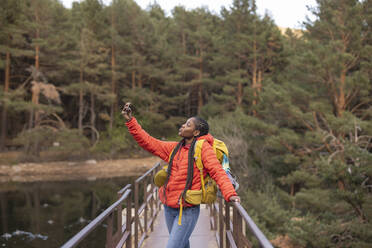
[{"left": 0, "top": 156, "right": 160, "bottom": 183}]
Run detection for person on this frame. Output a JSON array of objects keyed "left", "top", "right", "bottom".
[{"left": 121, "top": 102, "right": 240, "bottom": 248}]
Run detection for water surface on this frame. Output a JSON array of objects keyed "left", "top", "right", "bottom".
[{"left": 0, "top": 177, "right": 136, "bottom": 248}]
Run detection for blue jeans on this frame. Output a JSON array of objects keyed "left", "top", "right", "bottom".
[{"left": 164, "top": 204, "right": 200, "bottom": 248}]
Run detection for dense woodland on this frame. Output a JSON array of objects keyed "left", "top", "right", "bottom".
[{"left": 1, "top": 0, "right": 372, "bottom": 247}]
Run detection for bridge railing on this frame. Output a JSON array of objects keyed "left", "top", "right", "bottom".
[
  {"left": 133, "top": 162, "right": 162, "bottom": 248},
  {"left": 209, "top": 197, "right": 273, "bottom": 248},
  {"left": 61, "top": 161, "right": 273, "bottom": 248},
  {"left": 61, "top": 184, "right": 132, "bottom": 248},
  {"left": 61, "top": 162, "right": 162, "bottom": 248}
]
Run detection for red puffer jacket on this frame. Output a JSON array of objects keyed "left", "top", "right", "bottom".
[{"left": 126, "top": 117, "right": 237, "bottom": 208}]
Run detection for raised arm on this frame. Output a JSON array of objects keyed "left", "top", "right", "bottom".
[
  {"left": 122, "top": 103, "right": 176, "bottom": 162},
  {"left": 201, "top": 142, "right": 239, "bottom": 202}
]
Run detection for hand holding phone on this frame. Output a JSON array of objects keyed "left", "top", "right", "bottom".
[{"left": 121, "top": 102, "right": 133, "bottom": 121}]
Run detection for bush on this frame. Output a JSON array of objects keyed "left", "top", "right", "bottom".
[{"left": 14, "top": 127, "right": 90, "bottom": 160}]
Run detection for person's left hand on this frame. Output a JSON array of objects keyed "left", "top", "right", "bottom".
[{"left": 229, "top": 195, "right": 240, "bottom": 203}]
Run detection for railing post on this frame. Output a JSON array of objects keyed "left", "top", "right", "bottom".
[
  {"left": 126, "top": 191, "right": 132, "bottom": 248},
  {"left": 218, "top": 198, "right": 224, "bottom": 248},
  {"left": 233, "top": 207, "right": 243, "bottom": 248},
  {"left": 134, "top": 182, "right": 139, "bottom": 248},
  {"left": 116, "top": 199, "right": 123, "bottom": 245},
  {"left": 150, "top": 170, "right": 155, "bottom": 232},
  {"left": 225, "top": 202, "right": 231, "bottom": 248},
  {"left": 106, "top": 212, "right": 113, "bottom": 248},
  {"left": 211, "top": 203, "right": 217, "bottom": 231},
  {"left": 209, "top": 204, "right": 213, "bottom": 230},
  {"left": 144, "top": 178, "right": 148, "bottom": 235}
]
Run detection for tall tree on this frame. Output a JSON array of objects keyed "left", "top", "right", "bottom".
[
  {"left": 304, "top": 0, "right": 370, "bottom": 118},
  {"left": 0, "top": 0, "right": 30, "bottom": 149},
  {"left": 215, "top": 0, "right": 287, "bottom": 115},
  {"left": 64, "top": 0, "right": 110, "bottom": 143}
]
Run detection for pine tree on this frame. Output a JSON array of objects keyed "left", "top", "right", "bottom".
[
  {"left": 0, "top": 0, "right": 31, "bottom": 149},
  {"left": 212, "top": 0, "right": 286, "bottom": 115},
  {"left": 167, "top": 7, "right": 218, "bottom": 116},
  {"left": 63, "top": 0, "right": 110, "bottom": 143},
  {"left": 251, "top": 0, "right": 372, "bottom": 246}
]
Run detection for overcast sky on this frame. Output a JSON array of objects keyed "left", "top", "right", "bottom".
[{"left": 60, "top": 0, "right": 317, "bottom": 29}]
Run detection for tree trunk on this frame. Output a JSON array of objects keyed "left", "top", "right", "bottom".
[
  {"left": 237, "top": 82, "right": 242, "bottom": 106},
  {"left": 109, "top": 9, "right": 117, "bottom": 131},
  {"left": 197, "top": 51, "right": 203, "bottom": 115},
  {"left": 0, "top": 52, "right": 10, "bottom": 150},
  {"left": 29, "top": 6, "right": 41, "bottom": 129},
  {"left": 35, "top": 3, "right": 40, "bottom": 71},
  {"left": 138, "top": 73, "right": 142, "bottom": 88},
  {"left": 237, "top": 56, "right": 242, "bottom": 106},
  {"left": 258, "top": 70, "right": 262, "bottom": 93},
  {"left": 78, "top": 64, "right": 84, "bottom": 135},
  {"left": 338, "top": 179, "right": 345, "bottom": 190},
  {"left": 90, "top": 93, "right": 96, "bottom": 143},
  {"left": 110, "top": 43, "right": 116, "bottom": 131},
  {"left": 252, "top": 41, "right": 258, "bottom": 116},
  {"left": 78, "top": 88, "right": 84, "bottom": 135},
  {"left": 30, "top": 81, "right": 40, "bottom": 129},
  {"left": 336, "top": 68, "right": 347, "bottom": 117},
  {"left": 132, "top": 57, "right": 136, "bottom": 89},
  {"left": 34, "top": 5, "right": 40, "bottom": 124}
]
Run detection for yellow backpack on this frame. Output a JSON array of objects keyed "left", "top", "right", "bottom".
[{"left": 154, "top": 138, "right": 231, "bottom": 205}]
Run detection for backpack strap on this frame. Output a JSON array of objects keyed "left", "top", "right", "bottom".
[
  {"left": 167, "top": 147, "right": 176, "bottom": 162},
  {"left": 194, "top": 139, "right": 206, "bottom": 199}
]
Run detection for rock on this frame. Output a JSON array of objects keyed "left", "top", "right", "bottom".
[{"left": 85, "top": 159, "right": 97, "bottom": 164}]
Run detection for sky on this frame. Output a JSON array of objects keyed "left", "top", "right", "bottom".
[{"left": 60, "top": 0, "right": 317, "bottom": 29}]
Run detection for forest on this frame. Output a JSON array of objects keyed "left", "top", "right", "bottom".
[{"left": 1, "top": 0, "right": 372, "bottom": 247}]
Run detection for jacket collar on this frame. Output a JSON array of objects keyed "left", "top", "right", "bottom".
[{"left": 196, "top": 133, "right": 214, "bottom": 146}]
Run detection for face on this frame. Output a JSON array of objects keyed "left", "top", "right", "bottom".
[{"left": 178, "top": 118, "right": 200, "bottom": 138}]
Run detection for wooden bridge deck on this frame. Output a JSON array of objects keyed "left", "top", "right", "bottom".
[{"left": 142, "top": 205, "right": 217, "bottom": 248}]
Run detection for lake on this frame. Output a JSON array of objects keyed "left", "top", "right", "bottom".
[{"left": 0, "top": 177, "right": 136, "bottom": 248}]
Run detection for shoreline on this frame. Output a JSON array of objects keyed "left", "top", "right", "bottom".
[{"left": 0, "top": 156, "right": 160, "bottom": 183}]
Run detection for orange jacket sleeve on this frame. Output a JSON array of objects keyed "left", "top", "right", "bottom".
[
  {"left": 201, "top": 141, "right": 237, "bottom": 202},
  {"left": 125, "top": 117, "right": 177, "bottom": 162}
]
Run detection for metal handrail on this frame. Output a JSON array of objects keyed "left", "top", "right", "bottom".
[
  {"left": 134, "top": 162, "right": 162, "bottom": 248},
  {"left": 61, "top": 188, "right": 132, "bottom": 248},
  {"left": 60, "top": 161, "right": 273, "bottom": 248},
  {"left": 135, "top": 162, "right": 161, "bottom": 183},
  {"left": 232, "top": 202, "right": 273, "bottom": 248},
  {"left": 210, "top": 198, "right": 273, "bottom": 248}
]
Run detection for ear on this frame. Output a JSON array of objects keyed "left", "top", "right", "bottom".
[{"left": 193, "top": 129, "right": 200, "bottom": 137}]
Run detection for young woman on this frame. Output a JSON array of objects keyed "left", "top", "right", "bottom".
[{"left": 122, "top": 102, "right": 240, "bottom": 248}]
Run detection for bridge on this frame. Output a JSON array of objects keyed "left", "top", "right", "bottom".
[{"left": 61, "top": 162, "right": 273, "bottom": 248}]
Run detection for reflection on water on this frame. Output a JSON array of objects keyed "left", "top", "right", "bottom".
[{"left": 0, "top": 177, "right": 136, "bottom": 248}]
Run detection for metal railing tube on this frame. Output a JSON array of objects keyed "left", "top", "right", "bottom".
[
  {"left": 135, "top": 162, "right": 161, "bottom": 183},
  {"left": 232, "top": 202, "right": 274, "bottom": 248}
]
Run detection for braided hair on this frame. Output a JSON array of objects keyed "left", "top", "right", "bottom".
[
  {"left": 192, "top": 117, "right": 209, "bottom": 137},
  {"left": 163, "top": 117, "right": 210, "bottom": 204}
]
